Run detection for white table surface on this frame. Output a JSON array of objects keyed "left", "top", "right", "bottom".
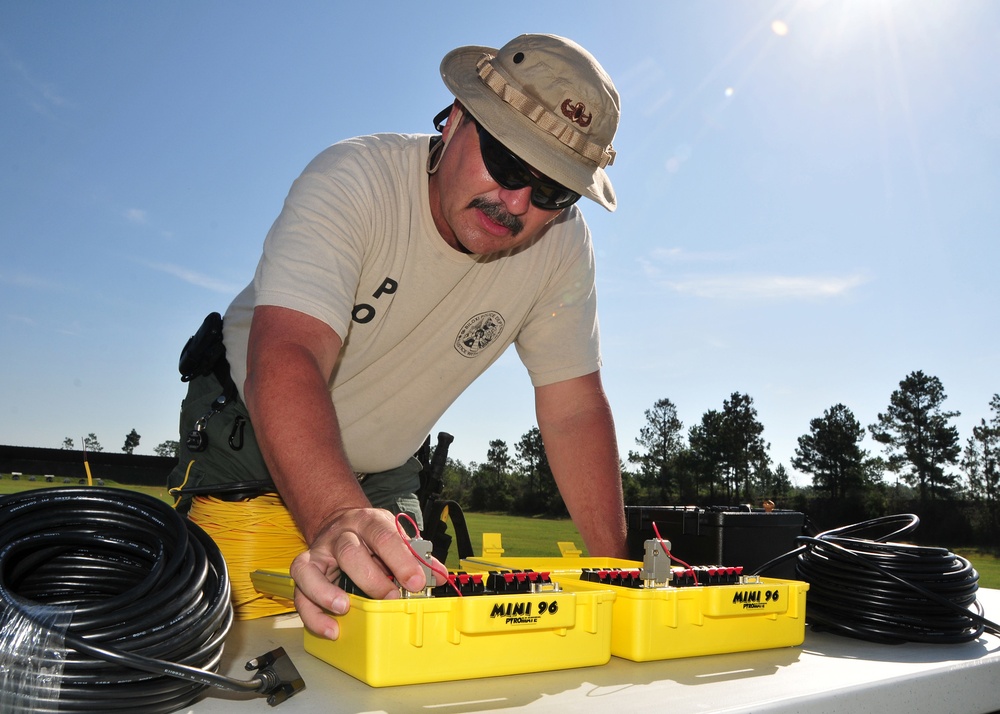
[{"left": 183, "top": 587, "right": 1000, "bottom": 714}]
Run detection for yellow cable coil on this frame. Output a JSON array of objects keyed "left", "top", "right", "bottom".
[{"left": 188, "top": 493, "right": 305, "bottom": 620}]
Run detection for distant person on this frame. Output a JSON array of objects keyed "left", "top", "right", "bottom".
[{"left": 168, "top": 33, "right": 628, "bottom": 638}]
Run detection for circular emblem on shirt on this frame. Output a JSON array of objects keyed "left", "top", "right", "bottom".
[{"left": 455, "top": 311, "right": 505, "bottom": 358}]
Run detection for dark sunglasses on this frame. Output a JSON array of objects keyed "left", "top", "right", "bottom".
[{"left": 473, "top": 120, "right": 581, "bottom": 211}]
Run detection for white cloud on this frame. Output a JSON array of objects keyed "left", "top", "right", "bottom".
[
  {"left": 141, "top": 261, "right": 242, "bottom": 295},
  {"left": 638, "top": 247, "right": 744, "bottom": 282},
  {"left": 7, "top": 314, "right": 37, "bottom": 326},
  {"left": 648, "top": 247, "right": 743, "bottom": 263},
  {"left": 0, "top": 270, "right": 64, "bottom": 291},
  {"left": 666, "top": 273, "right": 868, "bottom": 300},
  {"left": 4, "top": 48, "right": 71, "bottom": 117},
  {"left": 124, "top": 208, "right": 148, "bottom": 224}
]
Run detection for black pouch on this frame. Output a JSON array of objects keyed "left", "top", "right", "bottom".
[{"left": 179, "top": 312, "right": 226, "bottom": 382}]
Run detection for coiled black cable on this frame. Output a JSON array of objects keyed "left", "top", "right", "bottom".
[
  {"left": 754, "top": 513, "right": 1000, "bottom": 644},
  {"left": 0, "top": 487, "right": 300, "bottom": 713}
]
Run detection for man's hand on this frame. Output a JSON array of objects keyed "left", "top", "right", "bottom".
[{"left": 288, "top": 506, "right": 440, "bottom": 638}]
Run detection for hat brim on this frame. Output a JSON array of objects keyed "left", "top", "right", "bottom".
[{"left": 440, "top": 45, "right": 616, "bottom": 212}]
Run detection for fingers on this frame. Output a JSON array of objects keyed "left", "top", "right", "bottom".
[
  {"left": 424, "top": 555, "right": 449, "bottom": 587},
  {"left": 288, "top": 550, "right": 349, "bottom": 638},
  {"left": 334, "top": 509, "right": 427, "bottom": 599},
  {"left": 294, "top": 586, "right": 341, "bottom": 639},
  {"left": 289, "top": 507, "right": 435, "bottom": 638}
]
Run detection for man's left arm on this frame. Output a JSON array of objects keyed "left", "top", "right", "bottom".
[{"left": 535, "top": 370, "right": 628, "bottom": 558}]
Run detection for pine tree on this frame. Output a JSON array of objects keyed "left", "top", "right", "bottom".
[
  {"left": 628, "top": 398, "right": 684, "bottom": 501},
  {"left": 963, "top": 394, "right": 1000, "bottom": 541},
  {"left": 793, "top": 404, "right": 868, "bottom": 499},
  {"left": 122, "top": 429, "right": 141, "bottom": 455},
  {"left": 869, "top": 371, "right": 961, "bottom": 503}
]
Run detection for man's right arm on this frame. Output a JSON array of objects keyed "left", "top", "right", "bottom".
[{"left": 243, "top": 304, "right": 429, "bottom": 637}]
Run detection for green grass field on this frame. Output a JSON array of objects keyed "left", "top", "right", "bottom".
[
  {"left": 0, "top": 477, "right": 173, "bottom": 502},
  {"left": 444, "top": 511, "right": 587, "bottom": 565},
  {"left": 3, "top": 478, "right": 999, "bottom": 589},
  {"left": 956, "top": 549, "right": 1000, "bottom": 590}
]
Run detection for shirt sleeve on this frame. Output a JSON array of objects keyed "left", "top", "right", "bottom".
[
  {"left": 513, "top": 210, "right": 602, "bottom": 387},
  {"left": 252, "top": 141, "right": 380, "bottom": 339}
]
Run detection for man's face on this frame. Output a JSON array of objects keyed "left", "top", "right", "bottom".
[{"left": 429, "top": 107, "right": 566, "bottom": 256}]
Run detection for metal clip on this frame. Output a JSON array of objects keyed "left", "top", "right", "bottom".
[
  {"left": 186, "top": 416, "right": 209, "bottom": 452},
  {"left": 229, "top": 415, "right": 246, "bottom": 451}
]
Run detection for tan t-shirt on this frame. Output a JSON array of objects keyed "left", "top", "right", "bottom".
[{"left": 223, "top": 133, "right": 601, "bottom": 473}]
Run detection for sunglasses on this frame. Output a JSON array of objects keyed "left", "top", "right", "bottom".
[{"left": 472, "top": 120, "right": 581, "bottom": 211}]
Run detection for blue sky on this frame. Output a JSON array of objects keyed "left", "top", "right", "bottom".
[{"left": 2, "top": 1, "right": 998, "bottom": 488}]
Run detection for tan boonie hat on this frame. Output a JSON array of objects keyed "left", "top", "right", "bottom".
[{"left": 440, "top": 34, "right": 620, "bottom": 212}]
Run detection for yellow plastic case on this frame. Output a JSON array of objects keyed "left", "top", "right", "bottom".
[
  {"left": 250, "top": 569, "right": 616, "bottom": 687},
  {"left": 463, "top": 554, "right": 635, "bottom": 572},
  {"left": 462, "top": 550, "right": 809, "bottom": 662}
]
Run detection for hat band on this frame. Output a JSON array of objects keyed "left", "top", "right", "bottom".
[{"left": 476, "top": 54, "right": 615, "bottom": 169}]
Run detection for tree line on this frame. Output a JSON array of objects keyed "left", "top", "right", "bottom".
[
  {"left": 61, "top": 432, "right": 178, "bottom": 458},
  {"left": 436, "top": 370, "right": 999, "bottom": 550},
  {"left": 57, "top": 369, "right": 998, "bottom": 549}
]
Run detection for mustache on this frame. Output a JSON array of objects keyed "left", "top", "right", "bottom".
[{"left": 469, "top": 197, "right": 523, "bottom": 236}]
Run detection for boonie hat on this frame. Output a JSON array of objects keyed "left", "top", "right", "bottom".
[{"left": 440, "top": 34, "right": 620, "bottom": 212}]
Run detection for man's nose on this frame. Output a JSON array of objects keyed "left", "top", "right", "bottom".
[{"left": 497, "top": 185, "right": 533, "bottom": 215}]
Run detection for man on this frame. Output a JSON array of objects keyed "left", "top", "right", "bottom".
[{"left": 169, "top": 33, "right": 627, "bottom": 638}]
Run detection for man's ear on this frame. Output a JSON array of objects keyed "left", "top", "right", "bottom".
[
  {"left": 441, "top": 101, "right": 465, "bottom": 142},
  {"left": 428, "top": 101, "right": 465, "bottom": 175}
]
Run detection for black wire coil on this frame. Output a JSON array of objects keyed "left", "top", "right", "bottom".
[
  {"left": 758, "top": 514, "right": 999, "bottom": 644},
  {"left": 0, "top": 487, "right": 242, "bottom": 713}
]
